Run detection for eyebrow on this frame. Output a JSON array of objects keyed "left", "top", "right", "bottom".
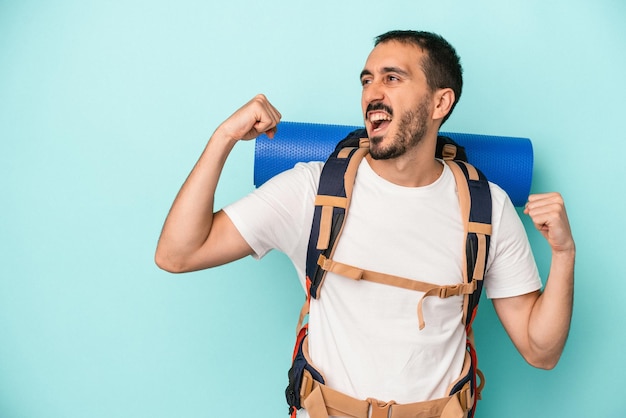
[
  {"left": 359, "top": 69, "right": 372, "bottom": 80},
  {"left": 359, "top": 66, "right": 410, "bottom": 80}
]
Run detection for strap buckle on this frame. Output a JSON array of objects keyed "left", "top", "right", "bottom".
[
  {"left": 439, "top": 284, "right": 460, "bottom": 298},
  {"left": 367, "top": 398, "right": 396, "bottom": 418}
]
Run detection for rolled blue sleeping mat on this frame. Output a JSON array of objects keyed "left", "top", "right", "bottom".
[{"left": 254, "top": 121, "right": 533, "bottom": 207}]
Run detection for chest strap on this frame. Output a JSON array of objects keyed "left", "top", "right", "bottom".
[{"left": 317, "top": 255, "right": 477, "bottom": 330}]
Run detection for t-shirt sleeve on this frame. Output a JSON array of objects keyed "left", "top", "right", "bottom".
[
  {"left": 222, "top": 162, "right": 322, "bottom": 262},
  {"left": 484, "top": 185, "right": 543, "bottom": 299}
]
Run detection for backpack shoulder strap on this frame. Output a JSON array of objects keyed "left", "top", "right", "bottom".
[
  {"left": 445, "top": 160, "right": 492, "bottom": 327},
  {"left": 306, "top": 129, "right": 369, "bottom": 299}
]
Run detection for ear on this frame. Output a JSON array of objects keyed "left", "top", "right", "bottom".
[{"left": 432, "top": 88, "right": 455, "bottom": 121}]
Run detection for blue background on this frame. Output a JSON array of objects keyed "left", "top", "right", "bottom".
[{"left": 1, "top": 1, "right": 624, "bottom": 417}]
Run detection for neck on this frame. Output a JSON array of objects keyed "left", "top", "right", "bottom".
[{"left": 366, "top": 139, "right": 443, "bottom": 187}]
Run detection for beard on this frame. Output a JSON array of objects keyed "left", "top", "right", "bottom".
[{"left": 369, "top": 96, "right": 430, "bottom": 160}]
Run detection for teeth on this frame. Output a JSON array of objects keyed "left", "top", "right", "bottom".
[{"left": 369, "top": 113, "right": 392, "bottom": 123}]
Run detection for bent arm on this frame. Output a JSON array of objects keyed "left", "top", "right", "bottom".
[
  {"left": 493, "top": 192, "right": 575, "bottom": 369},
  {"left": 155, "top": 95, "right": 281, "bottom": 273}
]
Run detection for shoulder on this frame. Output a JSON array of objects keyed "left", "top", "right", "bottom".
[
  {"left": 255, "top": 161, "right": 324, "bottom": 199},
  {"left": 222, "top": 161, "right": 324, "bottom": 261},
  {"left": 486, "top": 181, "right": 523, "bottom": 240},
  {"left": 488, "top": 181, "right": 513, "bottom": 214},
  {"left": 483, "top": 181, "right": 542, "bottom": 297},
  {"left": 293, "top": 161, "right": 324, "bottom": 184}
]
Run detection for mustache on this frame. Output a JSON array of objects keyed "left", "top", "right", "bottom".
[{"left": 366, "top": 102, "right": 393, "bottom": 116}]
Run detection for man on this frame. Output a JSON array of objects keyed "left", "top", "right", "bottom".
[{"left": 155, "top": 30, "right": 575, "bottom": 417}]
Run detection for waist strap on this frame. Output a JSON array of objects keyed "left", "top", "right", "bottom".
[{"left": 301, "top": 369, "right": 472, "bottom": 418}]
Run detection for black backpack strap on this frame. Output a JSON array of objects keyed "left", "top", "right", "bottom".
[
  {"left": 446, "top": 160, "right": 492, "bottom": 326},
  {"left": 306, "top": 129, "right": 369, "bottom": 299}
]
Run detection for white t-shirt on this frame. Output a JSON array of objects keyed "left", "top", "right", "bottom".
[{"left": 224, "top": 158, "right": 541, "bottom": 411}]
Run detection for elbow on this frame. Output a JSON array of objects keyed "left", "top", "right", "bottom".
[
  {"left": 524, "top": 350, "right": 562, "bottom": 370},
  {"left": 529, "top": 358, "right": 558, "bottom": 370},
  {"left": 154, "top": 248, "right": 190, "bottom": 274},
  {"left": 524, "top": 332, "right": 569, "bottom": 370}
]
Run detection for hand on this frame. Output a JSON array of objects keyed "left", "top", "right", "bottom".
[
  {"left": 216, "top": 94, "right": 282, "bottom": 142},
  {"left": 524, "top": 192, "right": 575, "bottom": 253}
]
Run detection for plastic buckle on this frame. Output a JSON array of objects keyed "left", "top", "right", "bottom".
[{"left": 439, "top": 284, "right": 460, "bottom": 298}]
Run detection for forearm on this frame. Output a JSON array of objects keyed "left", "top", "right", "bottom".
[
  {"left": 155, "top": 130, "right": 237, "bottom": 272},
  {"left": 527, "top": 248, "right": 575, "bottom": 368}
]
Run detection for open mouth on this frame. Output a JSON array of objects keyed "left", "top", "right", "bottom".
[
  {"left": 366, "top": 102, "right": 393, "bottom": 134},
  {"left": 368, "top": 111, "right": 392, "bottom": 133}
]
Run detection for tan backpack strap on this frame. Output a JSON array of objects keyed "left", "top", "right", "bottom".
[
  {"left": 303, "top": 386, "right": 331, "bottom": 418},
  {"left": 319, "top": 255, "right": 442, "bottom": 292},
  {"left": 445, "top": 160, "right": 492, "bottom": 327},
  {"left": 450, "top": 161, "right": 492, "bottom": 283},
  {"left": 295, "top": 297, "right": 310, "bottom": 334},
  {"left": 318, "top": 255, "right": 477, "bottom": 330},
  {"left": 314, "top": 195, "right": 348, "bottom": 250},
  {"left": 442, "top": 143, "right": 457, "bottom": 160},
  {"left": 343, "top": 146, "right": 368, "bottom": 205},
  {"left": 314, "top": 146, "right": 368, "bottom": 252},
  {"left": 417, "top": 283, "right": 477, "bottom": 330},
  {"left": 445, "top": 161, "right": 471, "bottom": 284},
  {"left": 468, "top": 223, "right": 490, "bottom": 280},
  {"left": 453, "top": 161, "right": 492, "bottom": 281},
  {"left": 302, "top": 371, "right": 470, "bottom": 418}
]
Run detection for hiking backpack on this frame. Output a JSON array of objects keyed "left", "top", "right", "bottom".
[{"left": 285, "top": 128, "right": 492, "bottom": 418}]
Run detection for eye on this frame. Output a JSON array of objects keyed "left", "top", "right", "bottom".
[
  {"left": 386, "top": 74, "right": 400, "bottom": 83},
  {"left": 360, "top": 77, "right": 372, "bottom": 87}
]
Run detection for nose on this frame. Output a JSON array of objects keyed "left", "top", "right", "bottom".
[{"left": 362, "top": 79, "right": 385, "bottom": 110}]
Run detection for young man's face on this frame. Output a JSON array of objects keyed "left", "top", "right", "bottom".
[{"left": 360, "top": 41, "right": 437, "bottom": 160}]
